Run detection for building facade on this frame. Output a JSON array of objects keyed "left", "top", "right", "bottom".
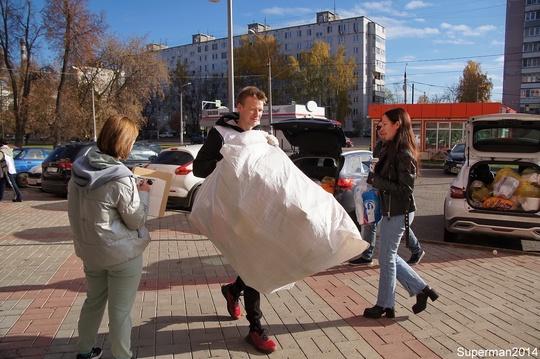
[
  {"left": 503, "top": 0, "right": 540, "bottom": 113},
  {"left": 368, "top": 103, "right": 516, "bottom": 160},
  {"left": 156, "top": 11, "right": 385, "bottom": 135}
]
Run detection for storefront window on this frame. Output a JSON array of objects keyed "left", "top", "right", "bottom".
[{"left": 424, "top": 122, "right": 465, "bottom": 151}]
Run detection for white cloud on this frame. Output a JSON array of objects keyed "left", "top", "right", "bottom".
[
  {"left": 405, "top": 1, "right": 431, "bottom": 10},
  {"left": 261, "top": 7, "right": 312, "bottom": 16}
]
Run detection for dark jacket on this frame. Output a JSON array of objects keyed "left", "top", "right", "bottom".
[
  {"left": 193, "top": 112, "right": 260, "bottom": 178},
  {"left": 368, "top": 145, "right": 417, "bottom": 217}
]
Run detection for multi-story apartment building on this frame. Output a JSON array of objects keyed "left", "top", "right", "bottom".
[
  {"left": 503, "top": 0, "right": 540, "bottom": 113},
  {"left": 156, "top": 11, "right": 385, "bottom": 135}
]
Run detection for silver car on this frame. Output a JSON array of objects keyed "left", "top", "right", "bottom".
[{"left": 443, "top": 113, "right": 540, "bottom": 242}]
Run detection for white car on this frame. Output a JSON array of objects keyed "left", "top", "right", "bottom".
[
  {"left": 27, "top": 165, "right": 43, "bottom": 186},
  {"left": 144, "top": 145, "right": 204, "bottom": 209},
  {"left": 443, "top": 113, "right": 540, "bottom": 242}
]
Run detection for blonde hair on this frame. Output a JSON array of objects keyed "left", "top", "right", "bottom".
[{"left": 97, "top": 115, "right": 139, "bottom": 159}]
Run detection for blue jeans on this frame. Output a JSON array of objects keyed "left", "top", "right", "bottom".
[
  {"left": 360, "top": 222, "right": 421, "bottom": 261},
  {"left": 0, "top": 172, "right": 22, "bottom": 201},
  {"left": 376, "top": 213, "right": 427, "bottom": 308}
]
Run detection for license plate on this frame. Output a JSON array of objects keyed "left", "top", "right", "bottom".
[{"left": 47, "top": 167, "right": 58, "bottom": 173}]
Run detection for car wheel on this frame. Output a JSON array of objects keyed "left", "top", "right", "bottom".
[
  {"left": 16, "top": 172, "right": 28, "bottom": 188},
  {"left": 443, "top": 227, "right": 458, "bottom": 242},
  {"left": 188, "top": 185, "right": 200, "bottom": 211}
]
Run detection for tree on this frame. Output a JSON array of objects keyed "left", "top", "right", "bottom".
[
  {"left": 417, "top": 94, "right": 429, "bottom": 104},
  {"left": 234, "top": 33, "right": 291, "bottom": 106},
  {"left": 43, "top": 0, "right": 107, "bottom": 145},
  {"left": 288, "top": 41, "right": 357, "bottom": 123},
  {"left": 457, "top": 60, "right": 493, "bottom": 102},
  {"left": 0, "top": 0, "right": 45, "bottom": 146}
]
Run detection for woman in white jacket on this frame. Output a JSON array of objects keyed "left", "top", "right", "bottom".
[{"left": 68, "top": 115, "right": 151, "bottom": 359}]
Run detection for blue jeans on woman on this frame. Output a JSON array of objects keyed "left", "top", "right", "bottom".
[
  {"left": 360, "top": 222, "right": 421, "bottom": 261},
  {"left": 376, "top": 212, "right": 427, "bottom": 309}
]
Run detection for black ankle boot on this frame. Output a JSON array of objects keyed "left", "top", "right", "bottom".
[
  {"left": 363, "top": 305, "right": 395, "bottom": 319},
  {"left": 412, "top": 286, "right": 439, "bottom": 314}
]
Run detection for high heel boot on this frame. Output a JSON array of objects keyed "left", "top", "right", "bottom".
[
  {"left": 412, "top": 286, "right": 439, "bottom": 314},
  {"left": 363, "top": 305, "right": 395, "bottom": 319}
]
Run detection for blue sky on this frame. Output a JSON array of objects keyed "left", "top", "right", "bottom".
[{"left": 84, "top": 0, "right": 506, "bottom": 102}]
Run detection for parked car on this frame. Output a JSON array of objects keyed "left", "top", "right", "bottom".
[
  {"left": 159, "top": 131, "right": 175, "bottom": 138},
  {"left": 443, "top": 113, "right": 540, "bottom": 243},
  {"left": 41, "top": 141, "right": 161, "bottom": 195},
  {"left": 443, "top": 143, "right": 465, "bottom": 174},
  {"left": 26, "top": 165, "right": 43, "bottom": 187},
  {"left": 13, "top": 147, "right": 53, "bottom": 187},
  {"left": 41, "top": 142, "right": 97, "bottom": 195},
  {"left": 271, "top": 118, "right": 372, "bottom": 223},
  {"left": 122, "top": 141, "right": 161, "bottom": 169},
  {"left": 190, "top": 133, "right": 205, "bottom": 144},
  {"left": 144, "top": 145, "right": 204, "bottom": 209}
]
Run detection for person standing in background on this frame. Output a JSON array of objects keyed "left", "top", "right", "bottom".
[{"left": 0, "top": 139, "right": 23, "bottom": 202}]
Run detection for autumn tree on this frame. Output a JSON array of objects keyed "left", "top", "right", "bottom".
[
  {"left": 457, "top": 60, "right": 493, "bottom": 102},
  {"left": 0, "top": 0, "right": 44, "bottom": 146},
  {"left": 43, "top": 0, "right": 107, "bottom": 145},
  {"left": 234, "top": 33, "right": 291, "bottom": 106},
  {"left": 288, "top": 41, "right": 357, "bottom": 123}
]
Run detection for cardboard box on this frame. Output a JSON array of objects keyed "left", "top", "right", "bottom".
[{"left": 132, "top": 167, "right": 173, "bottom": 217}]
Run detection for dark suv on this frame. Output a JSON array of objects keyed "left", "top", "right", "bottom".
[
  {"left": 41, "top": 141, "right": 161, "bottom": 196},
  {"left": 41, "top": 142, "right": 97, "bottom": 195}
]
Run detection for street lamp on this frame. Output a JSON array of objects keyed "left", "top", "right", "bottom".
[
  {"left": 209, "top": 0, "right": 235, "bottom": 111},
  {"left": 249, "top": 29, "right": 273, "bottom": 134},
  {"left": 180, "top": 82, "right": 192, "bottom": 145}
]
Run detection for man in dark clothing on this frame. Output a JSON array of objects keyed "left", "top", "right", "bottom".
[{"left": 193, "top": 86, "right": 277, "bottom": 354}]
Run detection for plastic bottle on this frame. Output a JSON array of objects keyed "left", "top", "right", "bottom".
[{"left": 362, "top": 187, "right": 381, "bottom": 224}]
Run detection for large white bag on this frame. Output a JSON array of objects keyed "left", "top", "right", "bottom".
[{"left": 189, "top": 131, "right": 368, "bottom": 294}]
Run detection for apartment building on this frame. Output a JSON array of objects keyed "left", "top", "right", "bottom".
[
  {"left": 156, "top": 11, "right": 386, "bottom": 135},
  {"left": 503, "top": 0, "right": 540, "bottom": 113}
]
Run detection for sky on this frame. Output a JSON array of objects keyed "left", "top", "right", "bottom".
[{"left": 82, "top": 0, "right": 507, "bottom": 102}]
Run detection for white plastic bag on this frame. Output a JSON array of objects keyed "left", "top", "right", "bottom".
[{"left": 190, "top": 131, "right": 368, "bottom": 294}]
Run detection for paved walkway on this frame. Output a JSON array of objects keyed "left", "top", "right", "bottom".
[{"left": 0, "top": 188, "right": 539, "bottom": 359}]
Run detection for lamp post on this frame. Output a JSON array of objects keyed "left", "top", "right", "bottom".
[
  {"left": 209, "top": 0, "right": 235, "bottom": 110},
  {"left": 180, "top": 82, "right": 192, "bottom": 145},
  {"left": 249, "top": 29, "right": 273, "bottom": 134}
]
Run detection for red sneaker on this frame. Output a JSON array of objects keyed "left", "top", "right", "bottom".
[
  {"left": 221, "top": 283, "right": 241, "bottom": 320},
  {"left": 246, "top": 329, "right": 277, "bottom": 354}
]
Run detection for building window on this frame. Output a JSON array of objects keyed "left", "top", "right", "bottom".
[
  {"left": 306, "top": 29, "right": 312, "bottom": 36},
  {"left": 285, "top": 31, "right": 292, "bottom": 39},
  {"left": 297, "top": 42, "right": 302, "bottom": 49},
  {"left": 338, "top": 24, "right": 346, "bottom": 33},
  {"left": 521, "top": 88, "right": 540, "bottom": 97},
  {"left": 525, "top": 11, "right": 540, "bottom": 21},
  {"left": 327, "top": 26, "right": 333, "bottom": 33},
  {"left": 523, "top": 57, "right": 540, "bottom": 67},
  {"left": 353, "top": 22, "right": 360, "bottom": 32},
  {"left": 425, "top": 122, "right": 465, "bottom": 151},
  {"left": 523, "top": 41, "right": 540, "bottom": 52},
  {"left": 306, "top": 40, "right": 313, "bottom": 48},
  {"left": 522, "top": 72, "right": 540, "bottom": 82},
  {"left": 339, "top": 36, "right": 346, "bottom": 44},
  {"left": 316, "top": 32, "right": 323, "bottom": 37},
  {"left": 525, "top": 27, "right": 540, "bottom": 37},
  {"left": 297, "top": 30, "right": 302, "bottom": 37}
]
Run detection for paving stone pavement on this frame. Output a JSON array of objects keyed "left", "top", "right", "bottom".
[{"left": 0, "top": 188, "right": 539, "bottom": 359}]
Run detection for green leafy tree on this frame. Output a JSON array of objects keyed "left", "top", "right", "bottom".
[{"left": 457, "top": 60, "right": 493, "bottom": 102}]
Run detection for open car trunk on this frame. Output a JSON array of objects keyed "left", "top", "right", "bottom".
[
  {"left": 272, "top": 118, "right": 346, "bottom": 193},
  {"left": 465, "top": 114, "right": 540, "bottom": 213}
]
